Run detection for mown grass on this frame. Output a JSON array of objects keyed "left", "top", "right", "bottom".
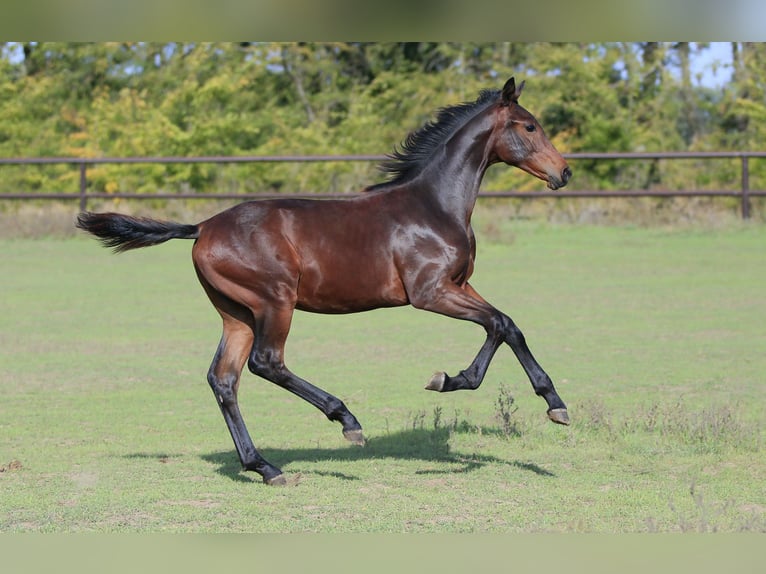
[{"left": 1, "top": 217, "right": 764, "bottom": 532}]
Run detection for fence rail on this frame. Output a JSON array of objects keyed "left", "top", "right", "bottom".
[{"left": 1, "top": 151, "right": 764, "bottom": 218}]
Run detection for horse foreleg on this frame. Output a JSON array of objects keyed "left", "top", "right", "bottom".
[
  {"left": 499, "top": 311, "right": 569, "bottom": 425},
  {"left": 207, "top": 320, "right": 286, "bottom": 485},
  {"left": 417, "top": 282, "right": 569, "bottom": 425},
  {"left": 248, "top": 306, "right": 366, "bottom": 445},
  {"left": 417, "top": 282, "right": 503, "bottom": 392}
]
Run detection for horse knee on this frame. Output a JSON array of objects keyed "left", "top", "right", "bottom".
[
  {"left": 495, "top": 314, "right": 525, "bottom": 347},
  {"left": 486, "top": 313, "right": 510, "bottom": 336}
]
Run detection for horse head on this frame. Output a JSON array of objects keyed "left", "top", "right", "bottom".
[{"left": 491, "top": 77, "right": 571, "bottom": 190}]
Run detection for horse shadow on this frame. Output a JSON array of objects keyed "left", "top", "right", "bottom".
[{"left": 197, "top": 426, "right": 556, "bottom": 483}]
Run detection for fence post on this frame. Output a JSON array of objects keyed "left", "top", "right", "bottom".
[
  {"left": 78, "top": 161, "right": 87, "bottom": 212},
  {"left": 740, "top": 155, "right": 752, "bottom": 219}
]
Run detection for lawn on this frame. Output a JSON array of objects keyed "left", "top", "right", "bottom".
[{"left": 1, "top": 218, "right": 764, "bottom": 532}]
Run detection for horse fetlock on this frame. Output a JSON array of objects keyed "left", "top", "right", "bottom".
[
  {"left": 324, "top": 397, "right": 350, "bottom": 420},
  {"left": 245, "top": 460, "right": 284, "bottom": 485}
]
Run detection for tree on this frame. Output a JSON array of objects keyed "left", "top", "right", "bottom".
[{"left": 0, "top": 42, "right": 762, "bottom": 199}]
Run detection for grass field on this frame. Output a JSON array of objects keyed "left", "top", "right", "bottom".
[{"left": 1, "top": 217, "right": 764, "bottom": 532}]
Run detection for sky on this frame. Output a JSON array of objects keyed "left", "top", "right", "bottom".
[{"left": 690, "top": 42, "right": 733, "bottom": 88}]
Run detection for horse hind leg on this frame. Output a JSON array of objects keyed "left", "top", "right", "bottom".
[
  {"left": 207, "top": 315, "right": 286, "bottom": 485},
  {"left": 248, "top": 306, "right": 365, "bottom": 446}
]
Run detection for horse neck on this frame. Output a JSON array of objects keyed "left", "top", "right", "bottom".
[{"left": 416, "top": 111, "right": 496, "bottom": 227}]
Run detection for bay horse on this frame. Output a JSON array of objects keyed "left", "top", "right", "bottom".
[{"left": 76, "top": 77, "right": 572, "bottom": 485}]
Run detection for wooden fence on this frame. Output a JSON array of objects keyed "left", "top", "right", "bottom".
[{"left": 1, "top": 151, "right": 764, "bottom": 218}]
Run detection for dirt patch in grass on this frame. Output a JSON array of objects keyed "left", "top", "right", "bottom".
[{"left": 1, "top": 460, "right": 23, "bottom": 473}]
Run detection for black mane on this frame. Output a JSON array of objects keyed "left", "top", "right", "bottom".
[{"left": 367, "top": 88, "right": 501, "bottom": 191}]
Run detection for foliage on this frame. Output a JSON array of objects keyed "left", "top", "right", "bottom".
[{"left": 1, "top": 42, "right": 765, "bottom": 196}]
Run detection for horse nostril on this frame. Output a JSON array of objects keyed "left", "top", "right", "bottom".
[{"left": 562, "top": 166, "right": 572, "bottom": 184}]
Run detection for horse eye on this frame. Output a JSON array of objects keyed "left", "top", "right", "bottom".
[{"left": 525, "top": 124, "right": 536, "bottom": 133}]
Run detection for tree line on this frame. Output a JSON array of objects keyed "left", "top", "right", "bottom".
[{"left": 1, "top": 42, "right": 764, "bottom": 197}]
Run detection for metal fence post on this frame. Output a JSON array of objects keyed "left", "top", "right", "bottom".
[{"left": 741, "top": 155, "right": 751, "bottom": 220}]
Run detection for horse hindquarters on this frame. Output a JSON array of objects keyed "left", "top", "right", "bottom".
[{"left": 192, "top": 224, "right": 365, "bottom": 484}]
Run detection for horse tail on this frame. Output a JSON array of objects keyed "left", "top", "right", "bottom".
[{"left": 76, "top": 212, "right": 200, "bottom": 253}]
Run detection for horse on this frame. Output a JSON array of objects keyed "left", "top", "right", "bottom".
[{"left": 76, "top": 77, "right": 572, "bottom": 485}]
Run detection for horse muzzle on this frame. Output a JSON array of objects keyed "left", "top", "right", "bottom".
[{"left": 547, "top": 166, "right": 572, "bottom": 190}]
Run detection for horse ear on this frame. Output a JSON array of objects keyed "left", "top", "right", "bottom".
[
  {"left": 501, "top": 77, "right": 525, "bottom": 105},
  {"left": 501, "top": 77, "right": 516, "bottom": 105},
  {"left": 515, "top": 79, "right": 526, "bottom": 100}
]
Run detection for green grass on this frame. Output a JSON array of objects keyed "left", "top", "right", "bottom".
[{"left": 1, "top": 220, "right": 764, "bottom": 532}]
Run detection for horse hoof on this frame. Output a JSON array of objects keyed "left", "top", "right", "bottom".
[
  {"left": 264, "top": 473, "right": 287, "bottom": 486},
  {"left": 547, "top": 408, "right": 570, "bottom": 426},
  {"left": 343, "top": 428, "right": 366, "bottom": 446},
  {"left": 425, "top": 372, "right": 446, "bottom": 391}
]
